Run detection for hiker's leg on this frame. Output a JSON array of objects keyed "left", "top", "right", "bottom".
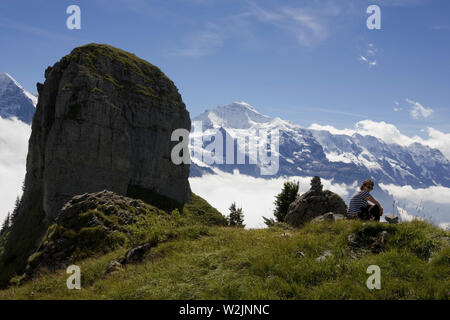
[
  {"left": 358, "top": 206, "right": 370, "bottom": 220},
  {"left": 369, "top": 204, "right": 381, "bottom": 221}
]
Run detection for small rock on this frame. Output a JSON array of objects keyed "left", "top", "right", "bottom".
[
  {"left": 104, "top": 260, "right": 122, "bottom": 275},
  {"left": 385, "top": 215, "right": 399, "bottom": 224},
  {"left": 124, "top": 242, "right": 155, "bottom": 264},
  {"left": 316, "top": 250, "right": 333, "bottom": 262},
  {"left": 347, "top": 233, "right": 358, "bottom": 246},
  {"left": 371, "top": 231, "right": 389, "bottom": 253},
  {"left": 313, "top": 212, "right": 335, "bottom": 222},
  {"left": 277, "top": 232, "right": 292, "bottom": 238}
]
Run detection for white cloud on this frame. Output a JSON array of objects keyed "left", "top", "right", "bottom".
[
  {"left": 381, "top": 183, "right": 450, "bottom": 228},
  {"left": 380, "top": 184, "right": 450, "bottom": 205},
  {"left": 439, "top": 222, "right": 450, "bottom": 231},
  {"left": 309, "top": 120, "right": 450, "bottom": 160},
  {"left": 190, "top": 170, "right": 350, "bottom": 229},
  {"left": 190, "top": 171, "right": 449, "bottom": 229},
  {"left": 423, "top": 128, "right": 450, "bottom": 159},
  {"left": 309, "top": 123, "right": 357, "bottom": 136},
  {"left": 397, "top": 206, "right": 422, "bottom": 222},
  {"left": 0, "top": 117, "right": 30, "bottom": 224},
  {"left": 406, "top": 98, "right": 434, "bottom": 119}
]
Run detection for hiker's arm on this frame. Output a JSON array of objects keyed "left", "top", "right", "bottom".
[{"left": 368, "top": 196, "right": 383, "bottom": 214}]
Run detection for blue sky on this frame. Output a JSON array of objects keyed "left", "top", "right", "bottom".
[{"left": 0, "top": 0, "right": 449, "bottom": 137}]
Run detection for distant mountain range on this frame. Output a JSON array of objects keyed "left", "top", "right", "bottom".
[
  {"left": 3, "top": 73, "right": 448, "bottom": 189},
  {"left": 0, "top": 73, "right": 37, "bottom": 124},
  {"left": 190, "top": 102, "right": 450, "bottom": 189},
  {"left": 1, "top": 76, "right": 449, "bottom": 225}
]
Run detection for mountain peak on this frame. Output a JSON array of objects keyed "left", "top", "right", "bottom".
[
  {"left": 194, "top": 101, "right": 272, "bottom": 129},
  {"left": 0, "top": 73, "right": 19, "bottom": 86},
  {"left": 0, "top": 73, "right": 37, "bottom": 124}
]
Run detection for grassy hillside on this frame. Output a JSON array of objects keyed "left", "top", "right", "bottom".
[
  {"left": 0, "top": 192, "right": 226, "bottom": 288},
  {"left": 1, "top": 219, "right": 448, "bottom": 300}
]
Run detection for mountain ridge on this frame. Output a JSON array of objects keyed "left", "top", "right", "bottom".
[
  {"left": 0, "top": 73, "right": 37, "bottom": 124},
  {"left": 191, "top": 101, "right": 450, "bottom": 188}
]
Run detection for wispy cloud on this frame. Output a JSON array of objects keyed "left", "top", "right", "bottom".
[
  {"left": 247, "top": 1, "right": 340, "bottom": 47},
  {"left": 173, "top": 30, "right": 224, "bottom": 57},
  {"left": 296, "top": 106, "right": 369, "bottom": 119},
  {"left": 372, "top": 0, "right": 431, "bottom": 6},
  {"left": 393, "top": 101, "right": 402, "bottom": 112},
  {"left": 406, "top": 98, "right": 434, "bottom": 119},
  {"left": 431, "top": 25, "right": 450, "bottom": 31},
  {"left": 359, "top": 43, "right": 377, "bottom": 67},
  {"left": 0, "top": 16, "right": 82, "bottom": 43}
]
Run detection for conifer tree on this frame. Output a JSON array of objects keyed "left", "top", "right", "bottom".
[
  {"left": 262, "top": 216, "right": 276, "bottom": 227},
  {"left": 10, "top": 196, "right": 21, "bottom": 224},
  {"left": 227, "top": 202, "right": 245, "bottom": 227},
  {"left": 0, "top": 212, "right": 11, "bottom": 235},
  {"left": 273, "top": 180, "right": 299, "bottom": 222}
]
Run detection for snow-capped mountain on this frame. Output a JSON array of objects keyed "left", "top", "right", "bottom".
[
  {"left": 190, "top": 102, "right": 450, "bottom": 188},
  {"left": 0, "top": 73, "right": 37, "bottom": 124}
]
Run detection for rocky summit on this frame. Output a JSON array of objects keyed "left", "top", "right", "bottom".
[
  {"left": 1, "top": 44, "right": 192, "bottom": 286},
  {"left": 285, "top": 176, "right": 347, "bottom": 226},
  {"left": 24, "top": 43, "right": 191, "bottom": 220}
]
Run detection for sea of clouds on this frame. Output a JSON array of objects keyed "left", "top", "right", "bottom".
[
  {"left": 190, "top": 170, "right": 353, "bottom": 228},
  {"left": 0, "top": 116, "right": 448, "bottom": 230},
  {"left": 0, "top": 116, "right": 29, "bottom": 222}
]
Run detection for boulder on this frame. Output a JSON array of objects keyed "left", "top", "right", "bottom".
[
  {"left": 285, "top": 177, "right": 347, "bottom": 227},
  {"left": 24, "top": 190, "right": 158, "bottom": 275},
  {"left": 385, "top": 215, "right": 399, "bottom": 224}
]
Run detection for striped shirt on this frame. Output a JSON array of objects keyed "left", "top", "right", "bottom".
[{"left": 347, "top": 190, "right": 371, "bottom": 215}]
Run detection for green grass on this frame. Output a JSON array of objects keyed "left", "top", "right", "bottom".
[{"left": 1, "top": 219, "right": 448, "bottom": 300}]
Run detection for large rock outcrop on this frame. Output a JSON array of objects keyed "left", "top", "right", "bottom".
[
  {"left": 0, "top": 44, "right": 192, "bottom": 286},
  {"left": 25, "top": 43, "right": 191, "bottom": 221},
  {"left": 285, "top": 176, "right": 347, "bottom": 226}
]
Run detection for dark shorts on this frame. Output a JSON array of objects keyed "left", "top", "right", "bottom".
[{"left": 358, "top": 204, "right": 381, "bottom": 221}]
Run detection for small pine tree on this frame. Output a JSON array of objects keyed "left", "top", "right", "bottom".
[
  {"left": 262, "top": 216, "right": 276, "bottom": 227},
  {"left": 0, "top": 212, "right": 11, "bottom": 235},
  {"left": 10, "top": 196, "right": 21, "bottom": 224},
  {"left": 273, "top": 180, "right": 299, "bottom": 222},
  {"left": 227, "top": 202, "right": 245, "bottom": 228}
]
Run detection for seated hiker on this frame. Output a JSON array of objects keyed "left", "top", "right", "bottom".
[{"left": 347, "top": 179, "right": 383, "bottom": 221}]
